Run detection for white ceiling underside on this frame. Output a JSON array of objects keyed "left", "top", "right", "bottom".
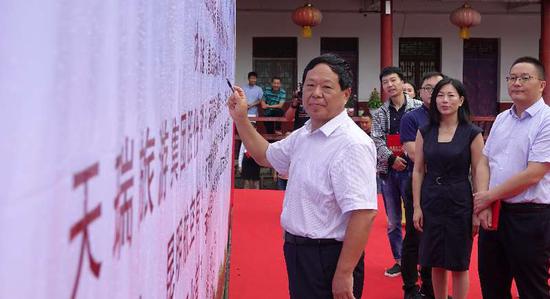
[{"left": 237, "top": 0, "right": 541, "bottom": 15}]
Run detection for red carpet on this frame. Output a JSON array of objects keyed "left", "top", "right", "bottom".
[{"left": 229, "top": 189, "right": 507, "bottom": 299}]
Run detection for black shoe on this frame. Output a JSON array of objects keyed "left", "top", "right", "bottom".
[
  {"left": 404, "top": 287, "right": 424, "bottom": 299},
  {"left": 384, "top": 263, "right": 402, "bottom": 277},
  {"left": 419, "top": 287, "right": 433, "bottom": 299},
  {"left": 419, "top": 293, "right": 452, "bottom": 299}
]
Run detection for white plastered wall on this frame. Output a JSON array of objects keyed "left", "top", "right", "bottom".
[{"left": 236, "top": 9, "right": 540, "bottom": 103}]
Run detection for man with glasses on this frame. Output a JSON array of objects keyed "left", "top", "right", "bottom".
[
  {"left": 372, "top": 67, "right": 423, "bottom": 278},
  {"left": 474, "top": 56, "right": 550, "bottom": 299},
  {"left": 399, "top": 72, "right": 445, "bottom": 299}
]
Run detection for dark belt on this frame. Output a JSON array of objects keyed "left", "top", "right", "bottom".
[
  {"left": 501, "top": 202, "right": 550, "bottom": 213},
  {"left": 284, "top": 232, "right": 341, "bottom": 246},
  {"left": 426, "top": 175, "right": 468, "bottom": 185}
]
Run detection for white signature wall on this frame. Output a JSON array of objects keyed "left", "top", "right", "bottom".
[{"left": 0, "top": 0, "right": 235, "bottom": 298}]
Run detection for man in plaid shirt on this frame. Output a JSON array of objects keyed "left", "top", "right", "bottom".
[{"left": 372, "top": 66, "right": 422, "bottom": 278}]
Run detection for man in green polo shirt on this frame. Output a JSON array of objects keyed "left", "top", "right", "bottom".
[{"left": 261, "top": 76, "right": 287, "bottom": 134}]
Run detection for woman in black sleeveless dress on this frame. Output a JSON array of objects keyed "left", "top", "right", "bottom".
[{"left": 412, "top": 78, "right": 488, "bottom": 299}]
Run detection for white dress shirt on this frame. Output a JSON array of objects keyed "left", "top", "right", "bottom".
[
  {"left": 266, "top": 110, "right": 378, "bottom": 241},
  {"left": 483, "top": 98, "right": 550, "bottom": 204}
]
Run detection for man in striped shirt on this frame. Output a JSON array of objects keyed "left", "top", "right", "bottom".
[{"left": 261, "top": 77, "right": 286, "bottom": 134}]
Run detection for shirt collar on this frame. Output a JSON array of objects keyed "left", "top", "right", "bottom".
[
  {"left": 525, "top": 98, "right": 546, "bottom": 116},
  {"left": 306, "top": 110, "right": 349, "bottom": 137},
  {"left": 509, "top": 98, "right": 545, "bottom": 119},
  {"left": 389, "top": 93, "right": 409, "bottom": 108}
]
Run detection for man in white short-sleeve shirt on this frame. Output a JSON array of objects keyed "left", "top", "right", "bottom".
[
  {"left": 228, "top": 54, "right": 378, "bottom": 299},
  {"left": 474, "top": 56, "right": 550, "bottom": 299}
]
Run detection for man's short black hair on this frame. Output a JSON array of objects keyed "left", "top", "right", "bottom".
[
  {"left": 271, "top": 76, "right": 282, "bottom": 82},
  {"left": 421, "top": 71, "right": 446, "bottom": 86},
  {"left": 247, "top": 71, "right": 257, "bottom": 78},
  {"left": 301, "top": 53, "right": 354, "bottom": 91},
  {"left": 379, "top": 66, "right": 404, "bottom": 82},
  {"left": 511, "top": 56, "right": 546, "bottom": 79},
  {"left": 361, "top": 110, "right": 372, "bottom": 119}
]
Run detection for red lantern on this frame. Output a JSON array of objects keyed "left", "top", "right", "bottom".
[
  {"left": 450, "top": 3, "right": 481, "bottom": 39},
  {"left": 292, "top": 3, "right": 322, "bottom": 38}
]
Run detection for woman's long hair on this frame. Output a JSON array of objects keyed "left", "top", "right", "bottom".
[{"left": 428, "top": 78, "right": 471, "bottom": 126}]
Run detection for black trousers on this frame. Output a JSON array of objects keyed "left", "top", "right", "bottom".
[
  {"left": 264, "top": 109, "right": 284, "bottom": 134},
  {"left": 478, "top": 202, "right": 550, "bottom": 299},
  {"left": 283, "top": 233, "right": 364, "bottom": 299},
  {"left": 402, "top": 176, "right": 433, "bottom": 295}
]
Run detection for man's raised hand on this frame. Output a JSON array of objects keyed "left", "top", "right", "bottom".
[{"left": 227, "top": 86, "right": 249, "bottom": 122}]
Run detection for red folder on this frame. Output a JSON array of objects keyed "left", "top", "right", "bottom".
[
  {"left": 491, "top": 200, "right": 501, "bottom": 229},
  {"left": 387, "top": 134, "right": 404, "bottom": 157}
]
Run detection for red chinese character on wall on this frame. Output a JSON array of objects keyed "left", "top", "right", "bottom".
[
  {"left": 187, "top": 110, "right": 195, "bottom": 164},
  {"left": 185, "top": 262, "right": 200, "bottom": 299},
  {"left": 175, "top": 219, "right": 183, "bottom": 280},
  {"left": 199, "top": 105, "right": 206, "bottom": 141},
  {"left": 113, "top": 137, "right": 134, "bottom": 258},
  {"left": 166, "top": 234, "right": 175, "bottom": 299},
  {"left": 182, "top": 211, "right": 190, "bottom": 267},
  {"left": 139, "top": 127, "right": 155, "bottom": 222},
  {"left": 158, "top": 120, "right": 169, "bottom": 205},
  {"left": 193, "top": 109, "right": 200, "bottom": 156},
  {"left": 194, "top": 190, "right": 201, "bottom": 234},
  {"left": 170, "top": 118, "right": 180, "bottom": 187},
  {"left": 189, "top": 190, "right": 201, "bottom": 248},
  {"left": 179, "top": 113, "right": 188, "bottom": 172},
  {"left": 69, "top": 163, "right": 102, "bottom": 299}
]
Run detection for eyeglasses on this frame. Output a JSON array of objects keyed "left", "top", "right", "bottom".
[
  {"left": 420, "top": 86, "right": 434, "bottom": 93},
  {"left": 505, "top": 75, "right": 539, "bottom": 84}
]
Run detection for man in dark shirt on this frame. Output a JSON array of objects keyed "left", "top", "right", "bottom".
[
  {"left": 399, "top": 72, "right": 445, "bottom": 299},
  {"left": 372, "top": 67, "right": 422, "bottom": 278},
  {"left": 358, "top": 113, "right": 373, "bottom": 136},
  {"left": 284, "top": 83, "right": 309, "bottom": 130}
]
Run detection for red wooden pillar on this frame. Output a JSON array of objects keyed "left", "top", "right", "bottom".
[
  {"left": 541, "top": 0, "right": 550, "bottom": 105},
  {"left": 380, "top": 0, "right": 393, "bottom": 101}
]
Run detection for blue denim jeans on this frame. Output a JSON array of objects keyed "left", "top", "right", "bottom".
[{"left": 380, "top": 168, "right": 410, "bottom": 260}]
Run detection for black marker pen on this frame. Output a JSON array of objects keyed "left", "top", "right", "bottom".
[{"left": 226, "top": 78, "right": 234, "bottom": 92}]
